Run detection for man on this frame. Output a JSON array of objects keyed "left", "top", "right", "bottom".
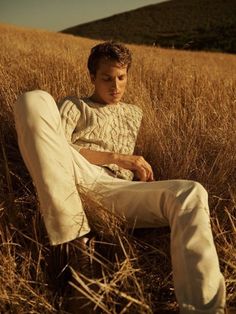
[{"left": 13, "top": 41, "right": 226, "bottom": 313}]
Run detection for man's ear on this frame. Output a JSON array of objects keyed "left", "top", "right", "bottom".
[{"left": 90, "top": 73, "right": 96, "bottom": 84}]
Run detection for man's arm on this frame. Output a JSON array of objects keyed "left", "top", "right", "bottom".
[
  {"left": 59, "top": 99, "right": 81, "bottom": 144},
  {"left": 79, "top": 148, "right": 154, "bottom": 182}
]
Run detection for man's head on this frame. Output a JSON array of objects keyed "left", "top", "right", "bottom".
[
  {"left": 88, "top": 41, "right": 132, "bottom": 76},
  {"left": 87, "top": 41, "right": 132, "bottom": 104}
]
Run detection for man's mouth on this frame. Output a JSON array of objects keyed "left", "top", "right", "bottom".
[{"left": 110, "top": 92, "right": 120, "bottom": 96}]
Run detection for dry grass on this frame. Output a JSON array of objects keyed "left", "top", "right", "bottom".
[{"left": 0, "top": 23, "right": 236, "bottom": 313}]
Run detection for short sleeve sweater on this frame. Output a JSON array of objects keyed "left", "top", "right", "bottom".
[{"left": 58, "top": 96, "right": 143, "bottom": 181}]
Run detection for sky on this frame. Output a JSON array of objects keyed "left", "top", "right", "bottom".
[{"left": 0, "top": 0, "right": 168, "bottom": 32}]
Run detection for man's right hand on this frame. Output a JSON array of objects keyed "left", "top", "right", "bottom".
[{"left": 113, "top": 153, "right": 155, "bottom": 182}]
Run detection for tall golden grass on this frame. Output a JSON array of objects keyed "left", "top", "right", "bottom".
[{"left": 0, "top": 23, "right": 235, "bottom": 313}]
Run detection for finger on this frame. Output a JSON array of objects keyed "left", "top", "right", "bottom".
[
  {"left": 147, "top": 173, "right": 154, "bottom": 182},
  {"left": 138, "top": 167, "right": 147, "bottom": 182},
  {"left": 142, "top": 165, "right": 154, "bottom": 182},
  {"left": 135, "top": 161, "right": 153, "bottom": 182},
  {"left": 142, "top": 165, "right": 154, "bottom": 181},
  {"left": 147, "top": 166, "right": 155, "bottom": 181},
  {"left": 148, "top": 173, "right": 155, "bottom": 181}
]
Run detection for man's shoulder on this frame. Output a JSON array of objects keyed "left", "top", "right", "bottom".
[
  {"left": 57, "top": 96, "right": 91, "bottom": 114},
  {"left": 58, "top": 96, "right": 82, "bottom": 107},
  {"left": 120, "top": 101, "right": 143, "bottom": 116}
]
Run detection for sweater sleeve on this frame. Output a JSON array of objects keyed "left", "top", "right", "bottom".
[{"left": 58, "top": 99, "right": 81, "bottom": 144}]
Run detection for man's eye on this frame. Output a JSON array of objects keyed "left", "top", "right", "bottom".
[{"left": 119, "top": 76, "right": 126, "bottom": 80}]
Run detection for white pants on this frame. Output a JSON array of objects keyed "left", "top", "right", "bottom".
[{"left": 13, "top": 90, "right": 226, "bottom": 313}]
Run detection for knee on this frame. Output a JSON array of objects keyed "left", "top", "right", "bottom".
[
  {"left": 13, "top": 90, "right": 55, "bottom": 121},
  {"left": 14, "top": 89, "right": 53, "bottom": 110},
  {"left": 189, "top": 180, "right": 208, "bottom": 196},
  {"left": 167, "top": 181, "right": 210, "bottom": 229},
  {"left": 178, "top": 180, "right": 209, "bottom": 213}
]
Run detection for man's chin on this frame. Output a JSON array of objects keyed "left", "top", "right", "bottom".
[
  {"left": 108, "top": 95, "right": 122, "bottom": 104},
  {"left": 97, "top": 94, "right": 123, "bottom": 105}
]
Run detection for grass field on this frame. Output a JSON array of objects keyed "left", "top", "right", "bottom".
[{"left": 0, "top": 23, "right": 236, "bottom": 313}]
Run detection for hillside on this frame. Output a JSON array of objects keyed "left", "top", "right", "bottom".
[
  {"left": 61, "top": 0, "right": 236, "bottom": 53},
  {"left": 0, "top": 23, "right": 236, "bottom": 313}
]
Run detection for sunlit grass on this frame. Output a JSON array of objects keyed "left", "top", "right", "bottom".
[{"left": 0, "top": 23, "right": 236, "bottom": 313}]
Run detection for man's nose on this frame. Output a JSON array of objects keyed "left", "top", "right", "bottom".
[{"left": 111, "top": 78, "right": 119, "bottom": 89}]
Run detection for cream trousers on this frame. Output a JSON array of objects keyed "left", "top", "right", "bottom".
[{"left": 13, "top": 90, "right": 226, "bottom": 313}]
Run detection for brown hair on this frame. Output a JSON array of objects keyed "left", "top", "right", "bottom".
[{"left": 87, "top": 41, "right": 132, "bottom": 75}]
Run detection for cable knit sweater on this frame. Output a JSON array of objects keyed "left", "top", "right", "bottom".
[{"left": 58, "top": 96, "right": 143, "bottom": 181}]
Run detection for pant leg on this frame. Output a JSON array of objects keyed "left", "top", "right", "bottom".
[
  {"left": 13, "top": 90, "right": 97, "bottom": 245},
  {"left": 92, "top": 172, "right": 226, "bottom": 314}
]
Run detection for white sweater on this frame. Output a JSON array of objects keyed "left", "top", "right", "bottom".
[{"left": 58, "top": 97, "right": 143, "bottom": 181}]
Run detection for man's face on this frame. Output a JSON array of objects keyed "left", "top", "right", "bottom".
[{"left": 90, "top": 59, "right": 128, "bottom": 104}]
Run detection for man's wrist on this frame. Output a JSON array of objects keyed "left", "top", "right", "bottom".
[{"left": 111, "top": 152, "right": 119, "bottom": 164}]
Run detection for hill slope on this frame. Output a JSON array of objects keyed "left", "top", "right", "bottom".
[{"left": 61, "top": 0, "right": 236, "bottom": 53}]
